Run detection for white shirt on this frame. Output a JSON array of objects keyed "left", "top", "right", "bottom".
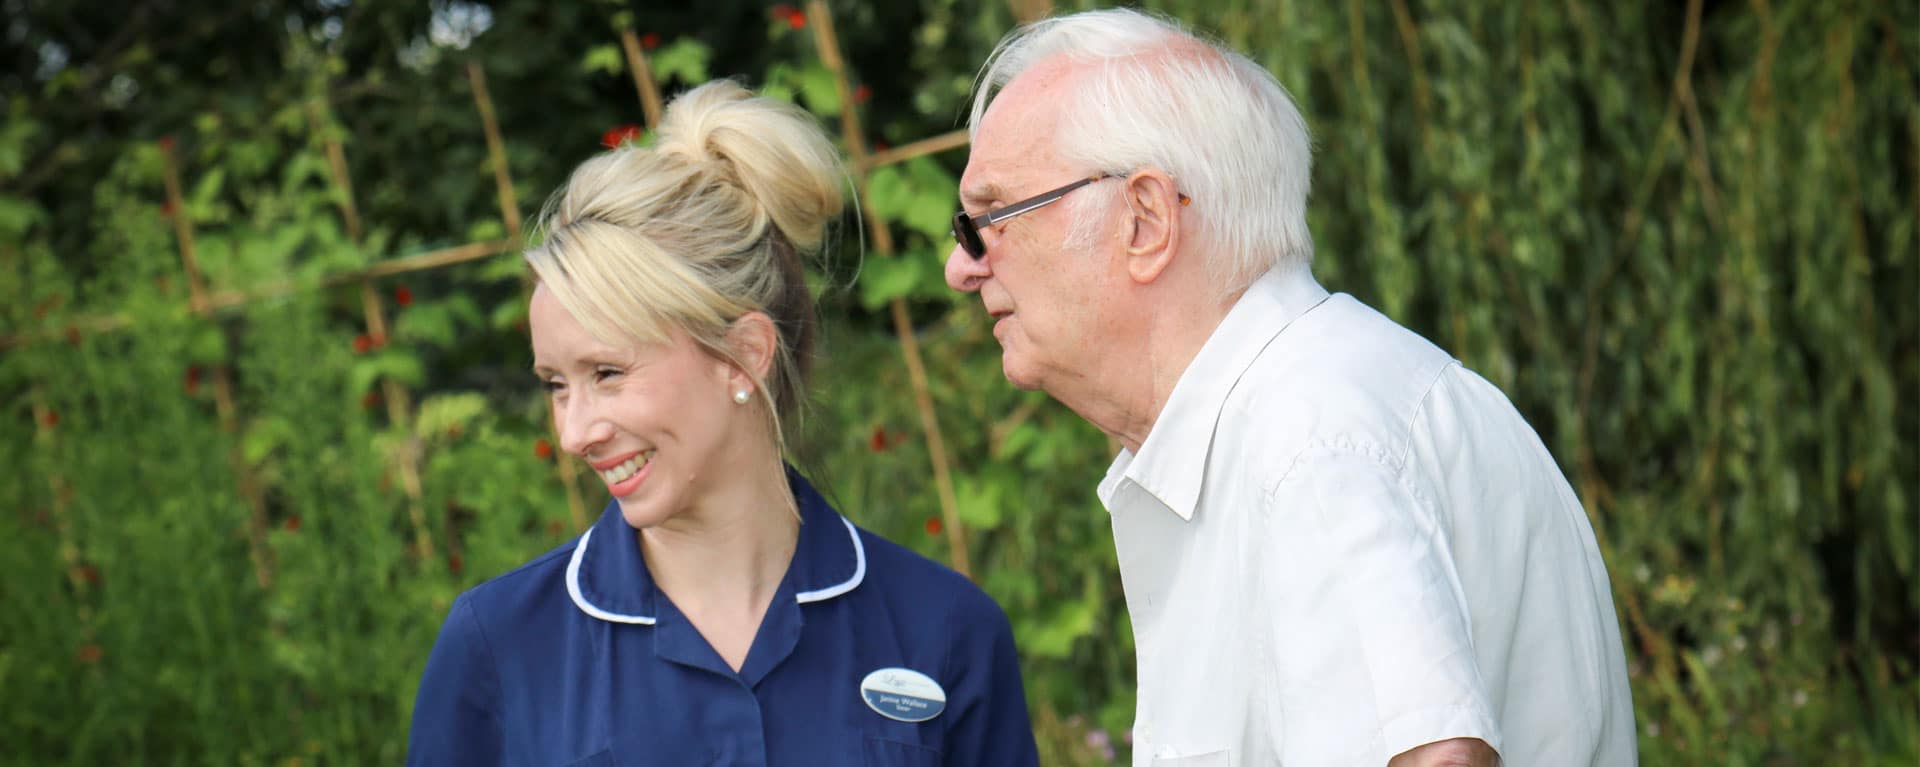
[{"left": 1100, "top": 268, "right": 1636, "bottom": 766}]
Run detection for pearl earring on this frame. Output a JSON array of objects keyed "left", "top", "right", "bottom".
[{"left": 732, "top": 389, "right": 751, "bottom": 405}]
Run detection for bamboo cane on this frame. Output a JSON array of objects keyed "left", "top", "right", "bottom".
[
  {"left": 620, "top": 29, "right": 665, "bottom": 131},
  {"left": 468, "top": 62, "right": 523, "bottom": 244},
  {"left": 160, "top": 141, "right": 274, "bottom": 590},
  {"left": 806, "top": 0, "right": 973, "bottom": 579},
  {"left": 1006, "top": 0, "right": 1052, "bottom": 24},
  {"left": 469, "top": 59, "right": 590, "bottom": 532},
  {"left": 855, "top": 130, "right": 969, "bottom": 175},
  {"left": 307, "top": 96, "right": 438, "bottom": 566},
  {"left": 32, "top": 390, "right": 90, "bottom": 625},
  {"left": 1, "top": 87, "right": 953, "bottom": 355}
]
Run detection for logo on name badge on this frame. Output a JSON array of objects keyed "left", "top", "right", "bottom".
[{"left": 859, "top": 667, "right": 946, "bottom": 723}]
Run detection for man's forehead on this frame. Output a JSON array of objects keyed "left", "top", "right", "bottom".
[
  {"left": 962, "top": 56, "right": 1084, "bottom": 201},
  {"left": 960, "top": 137, "right": 1042, "bottom": 205}
]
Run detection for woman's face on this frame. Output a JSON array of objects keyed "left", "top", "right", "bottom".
[{"left": 529, "top": 285, "right": 750, "bottom": 529}]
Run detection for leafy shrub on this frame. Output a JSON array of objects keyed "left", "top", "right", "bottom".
[{"left": 1, "top": 1, "right": 1913, "bottom": 764}]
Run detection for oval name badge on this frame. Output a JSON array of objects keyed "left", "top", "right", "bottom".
[{"left": 860, "top": 667, "right": 947, "bottom": 723}]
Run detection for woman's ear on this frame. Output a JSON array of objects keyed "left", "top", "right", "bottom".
[{"left": 723, "top": 312, "right": 779, "bottom": 391}]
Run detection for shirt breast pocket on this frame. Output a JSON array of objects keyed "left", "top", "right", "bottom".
[{"left": 864, "top": 736, "right": 941, "bottom": 766}]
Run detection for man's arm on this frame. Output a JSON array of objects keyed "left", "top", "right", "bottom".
[
  {"left": 1258, "top": 447, "right": 1505, "bottom": 765},
  {"left": 1389, "top": 737, "right": 1500, "bottom": 767}
]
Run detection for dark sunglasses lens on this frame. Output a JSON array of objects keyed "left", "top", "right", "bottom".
[{"left": 952, "top": 212, "right": 985, "bottom": 259}]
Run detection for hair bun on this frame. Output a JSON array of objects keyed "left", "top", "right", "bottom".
[{"left": 654, "top": 80, "right": 844, "bottom": 253}]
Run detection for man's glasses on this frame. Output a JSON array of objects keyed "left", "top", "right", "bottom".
[
  {"left": 951, "top": 175, "right": 1188, "bottom": 260},
  {"left": 951, "top": 175, "right": 1108, "bottom": 260}
]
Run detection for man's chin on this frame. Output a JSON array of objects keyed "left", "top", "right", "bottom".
[{"left": 999, "top": 356, "right": 1044, "bottom": 392}]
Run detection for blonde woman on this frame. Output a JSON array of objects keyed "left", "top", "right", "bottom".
[{"left": 407, "top": 81, "right": 1039, "bottom": 766}]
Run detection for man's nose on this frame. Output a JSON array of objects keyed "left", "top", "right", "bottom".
[{"left": 944, "top": 242, "right": 990, "bottom": 293}]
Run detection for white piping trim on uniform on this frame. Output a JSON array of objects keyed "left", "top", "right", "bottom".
[
  {"left": 566, "top": 526, "right": 657, "bottom": 625},
  {"left": 795, "top": 517, "right": 865, "bottom": 604},
  {"left": 567, "top": 515, "right": 866, "bottom": 624}
]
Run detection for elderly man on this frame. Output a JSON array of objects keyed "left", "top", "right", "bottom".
[{"left": 944, "top": 8, "right": 1637, "bottom": 767}]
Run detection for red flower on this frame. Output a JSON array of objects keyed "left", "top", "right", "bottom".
[
  {"left": 360, "top": 391, "right": 381, "bottom": 410},
  {"left": 925, "top": 517, "right": 943, "bottom": 536},
  {"left": 40, "top": 410, "right": 59, "bottom": 428},
  {"left": 352, "top": 332, "right": 387, "bottom": 354},
  {"left": 283, "top": 515, "right": 301, "bottom": 532},
  {"left": 785, "top": 8, "right": 807, "bottom": 29},
  {"left": 448, "top": 553, "right": 464, "bottom": 574},
  {"left": 160, "top": 199, "right": 177, "bottom": 218},
  {"left": 868, "top": 425, "right": 889, "bottom": 452},
  {"left": 157, "top": 135, "right": 175, "bottom": 152},
  {"left": 641, "top": 32, "right": 661, "bottom": 50},
  {"left": 873, "top": 140, "right": 891, "bottom": 152},
  {"left": 184, "top": 365, "right": 202, "bottom": 395},
  {"left": 601, "top": 124, "right": 642, "bottom": 148},
  {"left": 534, "top": 438, "right": 554, "bottom": 460},
  {"left": 64, "top": 326, "right": 81, "bottom": 346},
  {"left": 547, "top": 520, "right": 565, "bottom": 537},
  {"left": 77, "top": 643, "right": 103, "bottom": 664},
  {"left": 72, "top": 564, "right": 100, "bottom": 585},
  {"left": 854, "top": 84, "right": 872, "bottom": 104},
  {"left": 393, "top": 285, "right": 413, "bottom": 307}
]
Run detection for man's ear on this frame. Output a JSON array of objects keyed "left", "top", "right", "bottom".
[
  {"left": 722, "top": 312, "right": 779, "bottom": 392},
  {"left": 1122, "top": 169, "right": 1183, "bottom": 285}
]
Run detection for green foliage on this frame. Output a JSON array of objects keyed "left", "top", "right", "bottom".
[
  {"left": 1, "top": 0, "right": 1915, "bottom": 765},
  {"left": 650, "top": 39, "right": 715, "bottom": 88},
  {"left": 867, "top": 157, "right": 965, "bottom": 239}
]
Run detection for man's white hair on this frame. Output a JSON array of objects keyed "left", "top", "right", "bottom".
[{"left": 969, "top": 8, "right": 1314, "bottom": 291}]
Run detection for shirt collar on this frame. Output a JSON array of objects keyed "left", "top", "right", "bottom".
[
  {"left": 1098, "top": 268, "right": 1331, "bottom": 520},
  {"left": 566, "top": 464, "right": 867, "bottom": 624}
]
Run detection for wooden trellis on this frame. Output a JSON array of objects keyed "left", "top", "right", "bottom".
[
  {"left": 6, "top": 3, "right": 1062, "bottom": 582},
  {"left": 160, "top": 141, "right": 275, "bottom": 589},
  {"left": 805, "top": 0, "right": 971, "bottom": 576}
]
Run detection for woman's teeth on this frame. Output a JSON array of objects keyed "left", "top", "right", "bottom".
[{"left": 600, "top": 452, "right": 653, "bottom": 484}]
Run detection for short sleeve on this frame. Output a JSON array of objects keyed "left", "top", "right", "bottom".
[
  {"left": 407, "top": 593, "right": 507, "bottom": 767},
  {"left": 939, "top": 590, "right": 1040, "bottom": 767},
  {"left": 1263, "top": 447, "right": 1502, "bottom": 765}
]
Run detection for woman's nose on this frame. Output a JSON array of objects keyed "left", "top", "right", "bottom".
[{"left": 555, "top": 393, "right": 611, "bottom": 457}]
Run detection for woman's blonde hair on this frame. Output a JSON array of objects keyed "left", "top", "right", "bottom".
[{"left": 524, "top": 79, "right": 843, "bottom": 453}]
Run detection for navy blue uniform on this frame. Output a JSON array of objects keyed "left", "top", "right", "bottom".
[{"left": 407, "top": 470, "right": 1039, "bottom": 766}]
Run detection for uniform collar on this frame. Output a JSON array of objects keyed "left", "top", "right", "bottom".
[
  {"left": 566, "top": 464, "right": 867, "bottom": 625},
  {"left": 1098, "top": 268, "right": 1330, "bottom": 520}
]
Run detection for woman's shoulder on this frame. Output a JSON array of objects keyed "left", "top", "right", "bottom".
[
  {"left": 848, "top": 525, "right": 1009, "bottom": 624},
  {"left": 449, "top": 538, "right": 581, "bottom": 625}
]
